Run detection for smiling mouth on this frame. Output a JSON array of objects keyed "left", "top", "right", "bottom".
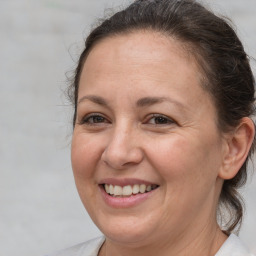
[{"left": 102, "top": 184, "right": 159, "bottom": 197}]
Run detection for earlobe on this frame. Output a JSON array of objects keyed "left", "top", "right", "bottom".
[{"left": 218, "top": 117, "right": 255, "bottom": 180}]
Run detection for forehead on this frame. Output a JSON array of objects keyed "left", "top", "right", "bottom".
[
  {"left": 79, "top": 30, "right": 214, "bottom": 114},
  {"left": 83, "top": 30, "right": 197, "bottom": 78}
]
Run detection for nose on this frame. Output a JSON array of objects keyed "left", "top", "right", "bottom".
[{"left": 101, "top": 125, "right": 144, "bottom": 170}]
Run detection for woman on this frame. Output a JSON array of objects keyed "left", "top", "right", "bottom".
[{"left": 49, "top": 0, "right": 255, "bottom": 255}]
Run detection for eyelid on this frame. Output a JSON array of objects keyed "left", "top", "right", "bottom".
[
  {"left": 77, "top": 112, "right": 177, "bottom": 127},
  {"left": 79, "top": 113, "right": 110, "bottom": 125},
  {"left": 145, "top": 113, "right": 176, "bottom": 125}
]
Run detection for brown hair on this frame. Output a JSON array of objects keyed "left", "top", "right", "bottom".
[{"left": 68, "top": 0, "right": 255, "bottom": 234}]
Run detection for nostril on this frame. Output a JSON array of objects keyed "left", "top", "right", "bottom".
[{"left": 101, "top": 145, "right": 144, "bottom": 170}]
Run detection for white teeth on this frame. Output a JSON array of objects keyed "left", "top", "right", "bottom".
[
  {"left": 132, "top": 184, "right": 140, "bottom": 194},
  {"left": 109, "top": 184, "right": 114, "bottom": 195},
  {"left": 123, "top": 185, "right": 133, "bottom": 196},
  {"left": 114, "top": 185, "right": 122, "bottom": 196},
  {"left": 105, "top": 184, "right": 110, "bottom": 193},
  {"left": 139, "top": 184, "right": 146, "bottom": 193},
  {"left": 104, "top": 184, "right": 158, "bottom": 196},
  {"left": 146, "top": 185, "right": 152, "bottom": 192}
]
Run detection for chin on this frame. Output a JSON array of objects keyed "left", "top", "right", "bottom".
[{"left": 94, "top": 214, "right": 158, "bottom": 244}]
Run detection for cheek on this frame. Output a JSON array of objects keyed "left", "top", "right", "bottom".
[
  {"left": 71, "top": 133, "right": 105, "bottom": 211},
  {"left": 147, "top": 134, "right": 223, "bottom": 222},
  {"left": 71, "top": 132, "right": 103, "bottom": 180},
  {"left": 147, "top": 133, "right": 221, "bottom": 189}
]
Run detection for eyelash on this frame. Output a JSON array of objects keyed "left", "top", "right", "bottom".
[
  {"left": 80, "top": 113, "right": 110, "bottom": 125},
  {"left": 79, "top": 113, "right": 176, "bottom": 126},
  {"left": 146, "top": 114, "right": 175, "bottom": 125}
]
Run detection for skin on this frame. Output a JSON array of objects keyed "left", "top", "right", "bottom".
[{"left": 71, "top": 31, "right": 254, "bottom": 256}]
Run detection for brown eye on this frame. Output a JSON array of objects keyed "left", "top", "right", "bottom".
[
  {"left": 90, "top": 116, "right": 105, "bottom": 123},
  {"left": 154, "top": 116, "right": 169, "bottom": 124},
  {"left": 82, "top": 114, "right": 109, "bottom": 125},
  {"left": 147, "top": 114, "right": 175, "bottom": 125}
]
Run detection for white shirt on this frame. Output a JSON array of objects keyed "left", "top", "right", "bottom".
[
  {"left": 47, "top": 234, "right": 255, "bottom": 256},
  {"left": 215, "top": 234, "right": 255, "bottom": 256}
]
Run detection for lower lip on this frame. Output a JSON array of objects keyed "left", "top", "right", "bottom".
[{"left": 99, "top": 186, "right": 158, "bottom": 208}]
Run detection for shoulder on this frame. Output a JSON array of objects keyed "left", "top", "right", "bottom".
[
  {"left": 215, "top": 234, "right": 255, "bottom": 256},
  {"left": 45, "top": 236, "right": 105, "bottom": 256}
]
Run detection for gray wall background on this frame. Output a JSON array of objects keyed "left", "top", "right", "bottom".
[{"left": 0, "top": 1, "right": 255, "bottom": 255}]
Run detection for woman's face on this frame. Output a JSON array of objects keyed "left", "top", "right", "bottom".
[{"left": 71, "top": 31, "right": 226, "bottom": 245}]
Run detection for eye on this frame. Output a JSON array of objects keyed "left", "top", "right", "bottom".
[
  {"left": 147, "top": 114, "right": 175, "bottom": 125},
  {"left": 80, "top": 113, "right": 109, "bottom": 125}
]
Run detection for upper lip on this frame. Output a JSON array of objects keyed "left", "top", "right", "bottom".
[{"left": 99, "top": 178, "right": 159, "bottom": 187}]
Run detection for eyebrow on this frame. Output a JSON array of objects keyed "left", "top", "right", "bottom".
[
  {"left": 136, "top": 96, "right": 184, "bottom": 108},
  {"left": 78, "top": 95, "right": 185, "bottom": 109},
  {"left": 78, "top": 95, "right": 108, "bottom": 106}
]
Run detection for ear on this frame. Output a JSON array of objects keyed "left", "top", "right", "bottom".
[{"left": 218, "top": 117, "right": 255, "bottom": 180}]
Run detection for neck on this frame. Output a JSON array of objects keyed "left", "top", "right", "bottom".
[{"left": 99, "top": 222, "right": 227, "bottom": 256}]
